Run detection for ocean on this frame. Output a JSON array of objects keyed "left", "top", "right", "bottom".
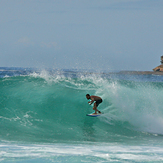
[{"left": 1, "top": 67, "right": 163, "bottom": 162}]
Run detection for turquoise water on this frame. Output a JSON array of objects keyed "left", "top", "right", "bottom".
[{"left": 1, "top": 68, "right": 163, "bottom": 162}]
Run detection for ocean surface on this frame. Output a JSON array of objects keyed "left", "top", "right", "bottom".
[{"left": 1, "top": 67, "right": 163, "bottom": 162}]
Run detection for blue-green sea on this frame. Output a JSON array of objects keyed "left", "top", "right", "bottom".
[{"left": 1, "top": 67, "right": 163, "bottom": 162}]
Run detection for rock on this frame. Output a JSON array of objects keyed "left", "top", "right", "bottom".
[{"left": 153, "top": 65, "right": 163, "bottom": 72}]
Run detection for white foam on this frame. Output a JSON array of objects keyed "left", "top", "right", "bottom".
[
  {"left": 100, "top": 79, "right": 163, "bottom": 135},
  {"left": 29, "top": 69, "right": 67, "bottom": 84},
  {"left": 1, "top": 143, "right": 163, "bottom": 162}
]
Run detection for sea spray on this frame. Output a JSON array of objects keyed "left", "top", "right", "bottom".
[{"left": 101, "top": 79, "right": 163, "bottom": 135}]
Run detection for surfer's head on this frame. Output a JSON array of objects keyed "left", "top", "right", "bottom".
[{"left": 86, "top": 94, "right": 90, "bottom": 99}]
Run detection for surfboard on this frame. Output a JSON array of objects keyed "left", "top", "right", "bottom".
[{"left": 86, "top": 112, "right": 103, "bottom": 117}]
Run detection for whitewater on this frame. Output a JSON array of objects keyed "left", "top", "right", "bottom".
[{"left": 1, "top": 67, "right": 163, "bottom": 162}]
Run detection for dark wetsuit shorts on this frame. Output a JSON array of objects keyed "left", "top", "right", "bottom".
[{"left": 95, "top": 99, "right": 103, "bottom": 107}]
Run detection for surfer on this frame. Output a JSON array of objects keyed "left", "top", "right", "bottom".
[{"left": 86, "top": 94, "right": 102, "bottom": 114}]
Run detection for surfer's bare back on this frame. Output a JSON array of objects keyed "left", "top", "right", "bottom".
[{"left": 86, "top": 94, "right": 102, "bottom": 114}]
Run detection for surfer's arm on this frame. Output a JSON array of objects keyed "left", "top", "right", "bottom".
[
  {"left": 88, "top": 101, "right": 93, "bottom": 105},
  {"left": 88, "top": 98, "right": 94, "bottom": 105},
  {"left": 88, "top": 102, "right": 93, "bottom": 105}
]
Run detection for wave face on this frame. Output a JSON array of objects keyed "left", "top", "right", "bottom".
[{"left": 1, "top": 68, "right": 163, "bottom": 143}]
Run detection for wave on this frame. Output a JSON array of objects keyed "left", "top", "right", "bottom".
[{"left": 0, "top": 69, "right": 163, "bottom": 143}]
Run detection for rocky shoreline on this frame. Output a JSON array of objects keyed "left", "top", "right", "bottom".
[{"left": 117, "top": 71, "right": 163, "bottom": 75}]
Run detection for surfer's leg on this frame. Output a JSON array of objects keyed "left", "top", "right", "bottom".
[
  {"left": 96, "top": 100, "right": 102, "bottom": 113},
  {"left": 96, "top": 108, "right": 101, "bottom": 113},
  {"left": 93, "top": 103, "right": 98, "bottom": 114}
]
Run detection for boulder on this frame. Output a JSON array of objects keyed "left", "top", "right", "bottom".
[{"left": 153, "top": 65, "right": 163, "bottom": 72}]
